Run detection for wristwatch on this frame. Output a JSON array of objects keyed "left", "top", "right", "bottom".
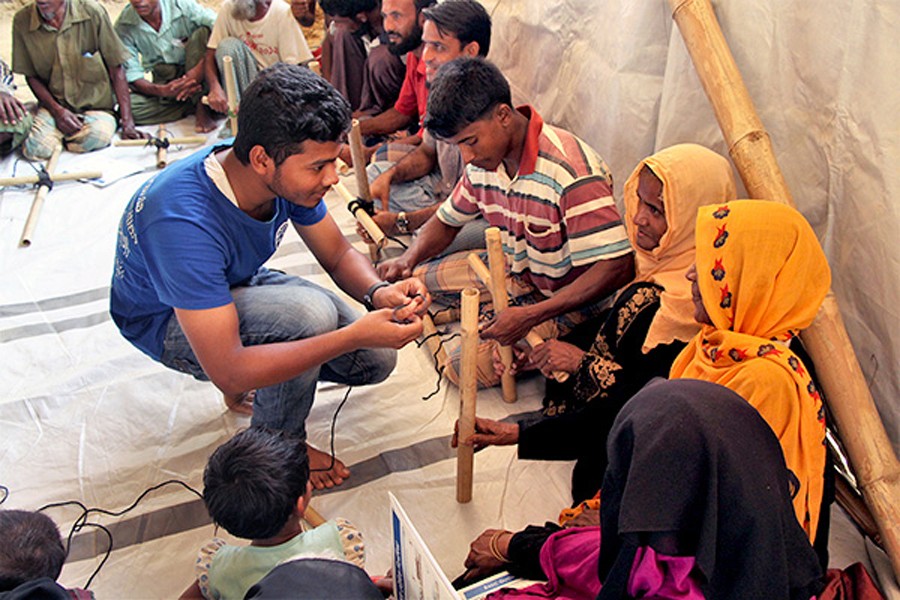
[
  {"left": 396, "top": 211, "right": 410, "bottom": 234},
  {"left": 363, "top": 281, "right": 391, "bottom": 311}
]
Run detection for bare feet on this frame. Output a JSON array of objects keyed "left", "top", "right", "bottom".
[
  {"left": 194, "top": 103, "right": 217, "bottom": 133},
  {"left": 223, "top": 390, "right": 254, "bottom": 416},
  {"left": 307, "top": 444, "right": 350, "bottom": 489}
]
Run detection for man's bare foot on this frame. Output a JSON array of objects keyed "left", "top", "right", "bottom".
[
  {"left": 307, "top": 444, "right": 350, "bottom": 489},
  {"left": 223, "top": 390, "right": 254, "bottom": 415},
  {"left": 194, "top": 104, "right": 217, "bottom": 133}
]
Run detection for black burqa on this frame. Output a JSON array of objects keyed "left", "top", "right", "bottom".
[{"left": 597, "top": 378, "right": 824, "bottom": 600}]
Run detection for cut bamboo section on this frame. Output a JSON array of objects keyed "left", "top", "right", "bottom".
[
  {"left": 223, "top": 55, "right": 239, "bottom": 135},
  {"left": 19, "top": 144, "right": 62, "bottom": 247},
  {"left": 670, "top": 0, "right": 900, "bottom": 578},
  {"left": 485, "top": 228, "right": 517, "bottom": 403},
  {"left": 457, "top": 287, "right": 479, "bottom": 503}
]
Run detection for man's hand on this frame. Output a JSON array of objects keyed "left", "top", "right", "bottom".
[
  {"left": 492, "top": 342, "right": 531, "bottom": 377},
  {"left": 451, "top": 416, "right": 519, "bottom": 450},
  {"left": 119, "top": 119, "right": 150, "bottom": 140},
  {"left": 159, "top": 75, "right": 202, "bottom": 101},
  {"left": 52, "top": 106, "right": 84, "bottom": 136},
  {"left": 372, "top": 278, "right": 431, "bottom": 314},
  {"left": 348, "top": 308, "right": 423, "bottom": 348},
  {"left": 462, "top": 529, "right": 512, "bottom": 582},
  {"left": 480, "top": 305, "right": 538, "bottom": 347},
  {"left": 369, "top": 170, "right": 393, "bottom": 210},
  {"left": 376, "top": 255, "right": 415, "bottom": 282},
  {"left": 0, "top": 92, "right": 26, "bottom": 125},
  {"left": 206, "top": 87, "right": 228, "bottom": 115},
  {"left": 528, "top": 339, "right": 584, "bottom": 377}
]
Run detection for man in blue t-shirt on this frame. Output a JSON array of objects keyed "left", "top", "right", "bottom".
[{"left": 110, "top": 63, "right": 430, "bottom": 489}]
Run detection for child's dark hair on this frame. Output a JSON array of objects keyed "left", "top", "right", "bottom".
[
  {"left": 319, "top": 0, "right": 377, "bottom": 18},
  {"left": 233, "top": 63, "right": 351, "bottom": 166},
  {"left": 422, "top": 0, "right": 491, "bottom": 57},
  {"left": 0, "top": 510, "right": 66, "bottom": 591},
  {"left": 203, "top": 427, "right": 310, "bottom": 540},
  {"left": 424, "top": 57, "right": 510, "bottom": 140}
]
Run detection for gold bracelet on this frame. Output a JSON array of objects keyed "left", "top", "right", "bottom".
[{"left": 488, "top": 530, "right": 511, "bottom": 563}]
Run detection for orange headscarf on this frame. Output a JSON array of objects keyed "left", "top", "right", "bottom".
[
  {"left": 623, "top": 144, "right": 736, "bottom": 352},
  {"left": 669, "top": 200, "right": 831, "bottom": 541}
]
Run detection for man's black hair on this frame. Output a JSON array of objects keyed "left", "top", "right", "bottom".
[
  {"left": 203, "top": 427, "right": 310, "bottom": 541},
  {"left": 422, "top": 0, "right": 491, "bottom": 57},
  {"left": 424, "top": 57, "right": 511, "bottom": 140},
  {"left": 319, "top": 0, "right": 377, "bottom": 18},
  {"left": 0, "top": 510, "right": 66, "bottom": 592},
  {"left": 233, "top": 63, "right": 351, "bottom": 166}
]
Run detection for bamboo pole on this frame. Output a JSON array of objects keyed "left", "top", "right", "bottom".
[
  {"left": 19, "top": 145, "right": 62, "bottom": 247},
  {"left": 0, "top": 169, "right": 102, "bottom": 187},
  {"left": 304, "top": 505, "right": 326, "bottom": 527},
  {"left": 466, "top": 253, "right": 568, "bottom": 383},
  {"left": 670, "top": 0, "right": 900, "bottom": 578},
  {"left": 484, "top": 228, "right": 517, "bottom": 403},
  {"left": 223, "top": 55, "right": 239, "bottom": 135},
  {"left": 113, "top": 125, "right": 205, "bottom": 168},
  {"left": 332, "top": 180, "right": 386, "bottom": 249},
  {"left": 347, "top": 120, "right": 380, "bottom": 260},
  {"left": 457, "top": 287, "right": 479, "bottom": 503}
]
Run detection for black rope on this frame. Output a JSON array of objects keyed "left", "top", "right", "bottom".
[
  {"left": 36, "top": 479, "right": 203, "bottom": 589},
  {"left": 149, "top": 137, "right": 171, "bottom": 150},
  {"left": 35, "top": 164, "right": 53, "bottom": 192}
]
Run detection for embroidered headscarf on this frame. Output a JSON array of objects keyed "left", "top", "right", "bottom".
[
  {"left": 669, "top": 200, "right": 831, "bottom": 541},
  {"left": 623, "top": 144, "right": 737, "bottom": 352}
]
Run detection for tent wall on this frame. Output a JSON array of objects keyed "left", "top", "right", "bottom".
[{"left": 485, "top": 0, "right": 900, "bottom": 453}]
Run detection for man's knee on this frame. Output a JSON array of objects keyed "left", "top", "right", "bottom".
[
  {"left": 67, "top": 112, "right": 116, "bottom": 153},
  {"left": 235, "top": 285, "right": 342, "bottom": 344},
  {"left": 367, "top": 348, "right": 397, "bottom": 384}
]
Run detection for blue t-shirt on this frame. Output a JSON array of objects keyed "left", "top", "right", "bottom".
[{"left": 110, "top": 144, "right": 327, "bottom": 360}]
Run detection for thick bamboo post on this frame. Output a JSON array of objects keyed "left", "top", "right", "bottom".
[
  {"left": 332, "top": 180, "right": 385, "bottom": 249},
  {"left": 223, "top": 55, "right": 239, "bottom": 135},
  {"left": 466, "top": 253, "right": 568, "bottom": 382},
  {"left": 347, "top": 120, "right": 380, "bottom": 260},
  {"left": 457, "top": 287, "right": 479, "bottom": 503},
  {"left": 348, "top": 120, "right": 372, "bottom": 200},
  {"left": 19, "top": 145, "right": 62, "bottom": 247},
  {"left": 484, "top": 228, "right": 517, "bottom": 403},
  {"left": 670, "top": 0, "right": 900, "bottom": 578}
]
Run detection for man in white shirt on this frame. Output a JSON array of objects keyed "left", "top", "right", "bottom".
[{"left": 205, "top": 0, "right": 313, "bottom": 115}]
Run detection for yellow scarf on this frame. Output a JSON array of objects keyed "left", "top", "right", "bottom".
[
  {"left": 670, "top": 200, "right": 831, "bottom": 541},
  {"left": 623, "top": 144, "right": 737, "bottom": 352}
]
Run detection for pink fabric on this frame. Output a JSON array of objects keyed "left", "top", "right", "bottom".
[
  {"left": 487, "top": 528, "right": 704, "bottom": 600},
  {"left": 488, "top": 527, "right": 601, "bottom": 599},
  {"left": 628, "top": 546, "right": 703, "bottom": 600}
]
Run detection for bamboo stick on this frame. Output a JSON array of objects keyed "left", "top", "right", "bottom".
[
  {"left": 0, "top": 169, "right": 102, "bottom": 187},
  {"left": 223, "top": 55, "right": 239, "bottom": 135},
  {"left": 484, "top": 228, "right": 517, "bottom": 403},
  {"left": 19, "top": 145, "right": 62, "bottom": 247},
  {"left": 457, "top": 287, "right": 479, "bottom": 503},
  {"left": 304, "top": 505, "right": 326, "bottom": 527},
  {"left": 670, "top": 0, "right": 900, "bottom": 578},
  {"left": 332, "top": 180, "right": 385, "bottom": 247},
  {"left": 466, "top": 253, "right": 568, "bottom": 383},
  {"left": 347, "top": 120, "right": 379, "bottom": 260},
  {"left": 113, "top": 124, "right": 205, "bottom": 168}
]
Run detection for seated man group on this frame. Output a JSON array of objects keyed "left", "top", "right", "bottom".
[{"left": 7, "top": 0, "right": 318, "bottom": 159}]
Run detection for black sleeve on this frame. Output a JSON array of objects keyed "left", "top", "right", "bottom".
[{"left": 505, "top": 522, "right": 563, "bottom": 580}]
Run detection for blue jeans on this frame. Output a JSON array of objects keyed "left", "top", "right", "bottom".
[{"left": 160, "top": 268, "right": 396, "bottom": 438}]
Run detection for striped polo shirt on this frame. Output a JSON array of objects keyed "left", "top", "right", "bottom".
[{"left": 437, "top": 106, "right": 632, "bottom": 295}]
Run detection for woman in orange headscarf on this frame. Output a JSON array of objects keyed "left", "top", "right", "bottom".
[{"left": 670, "top": 199, "right": 831, "bottom": 543}]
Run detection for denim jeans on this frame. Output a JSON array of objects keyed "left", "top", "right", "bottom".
[{"left": 160, "top": 268, "right": 396, "bottom": 438}]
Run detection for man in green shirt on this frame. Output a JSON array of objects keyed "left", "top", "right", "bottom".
[
  {"left": 115, "top": 0, "right": 217, "bottom": 132},
  {"left": 12, "top": 0, "right": 148, "bottom": 160}
]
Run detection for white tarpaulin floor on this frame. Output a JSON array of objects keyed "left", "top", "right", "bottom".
[{"left": 0, "top": 119, "right": 897, "bottom": 598}]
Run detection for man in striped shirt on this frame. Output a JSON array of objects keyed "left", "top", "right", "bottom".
[{"left": 378, "top": 56, "right": 634, "bottom": 352}]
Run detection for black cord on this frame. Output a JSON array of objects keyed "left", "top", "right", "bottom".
[
  {"left": 0, "top": 484, "right": 9, "bottom": 505},
  {"left": 36, "top": 479, "right": 203, "bottom": 589},
  {"left": 309, "top": 349, "right": 362, "bottom": 474}
]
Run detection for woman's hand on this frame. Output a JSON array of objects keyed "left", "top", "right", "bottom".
[
  {"left": 528, "top": 339, "right": 584, "bottom": 377},
  {"left": 452, "top": 417, "right": 519, "bottom": 450}
]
